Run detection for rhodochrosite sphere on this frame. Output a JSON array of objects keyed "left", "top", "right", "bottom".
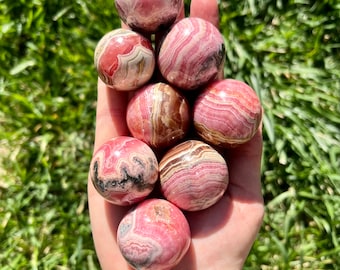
[
  {"left": 94, "top": 28, "right": 155, "bottom": 91},
  {"left": 89, "top": 136, "right": 158, "bottom": 205},
  {"left": 160, "top": 140, "right": 229, "bottom": 211},
  {"left": 126, "top": 82, "right": 190, "bottom": 149},
  {"left": 158, "top": 17, "right": 225, "bottom": 90},
  {"left": 117, "top": 198, "right": 191, "bottom": 270},
  {"left": 115, "top": 0, "right": 183, "bottom": 33},
  {"left": 193, "top": 79, "right": 262, "bottom": 147}
]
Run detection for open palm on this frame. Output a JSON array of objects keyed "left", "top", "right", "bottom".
[{"left": 88, "top": 1, "right": 264, "bottom": 269}]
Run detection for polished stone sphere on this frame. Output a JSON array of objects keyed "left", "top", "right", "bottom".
[
  {"left": 159, "top": 140, "right": 229, "bottom": 211},
  {"left": 94, "top": 28, "right": 155, "bottom": 91},
  {"left": 158, "top": 17, "right": 225, "bottom": 90},
  {"left": 126, "top": 82, "right": 190, "bottom": 150},
  {"left": 193, "top": 79, "right": 262, "bottom": 147},
  {"left": 117, "top": 198, "right": 191, "bottom": 270},
  {"left": 89, "top": 136, "right": 158, "bottom": 205}
]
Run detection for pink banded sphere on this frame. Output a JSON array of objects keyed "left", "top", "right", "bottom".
[
  {"left": 126, "top": 82, "right": 190, "bottom": 149},
  {"left": 117, "top": 198, "right": 191, "bottom": 270},
  {"left": 158, "top": 17, "right": 225, "bottom": 90},
  {"left": 115, "top": 0, "right": 183, "bottom": 33},
  {"left": 94, "top": 29, "right": 155, "bottom": 91},
  {"left": 159, "top": 140, "right": 229, "bottom": 211},
  {"left": 193, "top": 79, "right": 262, "bottom": 147},
  {"left": 89, "top": 136, "right": 158, "bottom": 205}
]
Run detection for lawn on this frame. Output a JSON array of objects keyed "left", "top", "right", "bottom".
[{"left": 0, "top": 0, "right": 339, "bottom": 269}]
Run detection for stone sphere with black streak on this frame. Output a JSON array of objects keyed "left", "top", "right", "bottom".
[
  {"left": 126, "top": 82, "right": 190, "bottom": 150},
  {"left": 115, "top": 0, "right": 183, "bottom": 33},
  {"left": 159, "top": 140, "right": 229, "bottom": 211},
  {"left": 193, "top": 79, "right": 262, "bottom": 147},
  {"left": 158, "top": 17, "right": 225, "bottom": 90},
  {"left": 94, "top": 28, "right": 155, "bottom": 91},
  {"left": 89, "top": 136, "right": 158, "bottom": 206},
  {"left": 117, "top": 198, "right": 191, "bottom": 270}
]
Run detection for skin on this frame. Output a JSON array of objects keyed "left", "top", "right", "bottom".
[{"left": 88, "top": 1, "right": 265, "bottom": 269}]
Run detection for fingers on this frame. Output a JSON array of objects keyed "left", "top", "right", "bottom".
[
  {"left": 226, "top": 123, "right": 264, "bottom": 202},
  {"left": 88, "top": 79, "right": 131, "bottom": 270},
  {"left": 88, "top": 182, "right": 131, "bottom": 270},
  {"left": 93, "top": 79, "right": 129, "bottom": 152},
  {"left": 190, "top": 0, "right": 219, "bottom": 28}
]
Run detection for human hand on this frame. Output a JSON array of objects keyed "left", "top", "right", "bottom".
[{"left": 88, "top": 1, "right": 264, "bottom": 269}]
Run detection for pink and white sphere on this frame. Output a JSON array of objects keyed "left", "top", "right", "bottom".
[
  {"left": 117, "top": 198, "right": 191, "bottom": 270},
  {"left": 193, "top": 79, "right": 262, "bottom": 147},
  {"left": 158, "top": 17, "right": 225, "bottom": 90},
  {"left": 89, "top": 136, "right": 158, "bottom": 206},
  {"left": 94, "top": 28, "right": 155, "bottom": 91}
]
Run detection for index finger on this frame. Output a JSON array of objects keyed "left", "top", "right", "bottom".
[{"left": 93, "top": 79, "right": 130, "bottom": 152}]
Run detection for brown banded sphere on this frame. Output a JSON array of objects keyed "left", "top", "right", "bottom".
[
  {"left": 159, "top": 140, "right": 229, "bottom": 211},
  {"left": 126, "top": 82, "right": 190, "bottom": 150}
]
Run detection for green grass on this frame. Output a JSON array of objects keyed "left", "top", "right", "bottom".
[{"left": 0, "top": 0, "right": 339, "bottom": 269}]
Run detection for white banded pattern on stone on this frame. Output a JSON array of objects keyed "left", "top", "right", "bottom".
[{"left": 94, "top": 28, "right": 155, "bottom": 91}]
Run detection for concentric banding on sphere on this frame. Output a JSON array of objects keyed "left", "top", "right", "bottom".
[
  {"left": 115, "top": 0, "right": 183, "bottom": 33},
  {"left": 158, "top": 17, "right": 225, "bottom": 90},
  {"left": 159, "top": 140, "right": 229, "bottom": 211},
  {"left": 126, "top": 82, "right": 190, "bottom": 149},
  {"left": 193, "top": 79, "right": 262, "bottom": 147},
  {"left": 89, "top": 136, "right": 158, "bottom": 205},
  {"left": 117, "top": 198, "right": 191, "bottom": 270},
  {"left": 94, "top": 28, "right": 155, "bottom": 91}
]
